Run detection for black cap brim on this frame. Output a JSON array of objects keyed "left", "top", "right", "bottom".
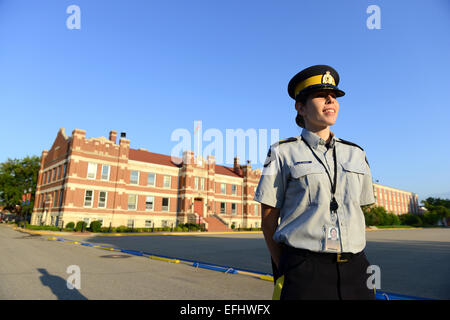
[{"left": 295, "top": 84, "right": 345, "bottom": 101}]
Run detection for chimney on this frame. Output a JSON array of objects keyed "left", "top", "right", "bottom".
[
  {"left": 233, "top": 157, "right": 242, "bottom": 176},
  {"left": 109, "top": 130, "right": 117, "bottom": 144}
]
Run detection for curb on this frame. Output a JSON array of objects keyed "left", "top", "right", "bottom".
[
  {"left": 365, "top": 227, "right": 423, "bottom": 231},
  {"left": 14, "top": 227, "right": 262, "bottom": 237}
]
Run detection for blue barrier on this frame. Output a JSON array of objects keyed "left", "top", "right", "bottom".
[
  {"left": 375, "top": 290, "right": 431, "bottom": 300},
  {"left": 193, "top": 262, "right": 238, "bottom": 274},
  {"left": 121, "top": 249, "right": 143, "bottom": 256},
  {"left": 81, "top": 243, "right": 93, "bottom": 247}
]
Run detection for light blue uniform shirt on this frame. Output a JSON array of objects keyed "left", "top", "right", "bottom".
[{"left": 254, "top": 129, "right": 375, "bottom": 254}]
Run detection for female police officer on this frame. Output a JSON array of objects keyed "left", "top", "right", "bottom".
[{"left": 254, "top": 65, "right": 376, "bottom": 300}]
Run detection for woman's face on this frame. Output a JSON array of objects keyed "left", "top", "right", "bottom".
[{"left": 296, "top": 90, "right": 340, "bottom": 130}]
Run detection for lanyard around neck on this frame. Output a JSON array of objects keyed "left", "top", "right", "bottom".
[{"left": 302, "top": 138, "right": 339, "bottom": 213}]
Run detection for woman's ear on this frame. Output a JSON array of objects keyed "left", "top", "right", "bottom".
[{"left": 295, "top": 101, "right": 306, "bottom": 116}]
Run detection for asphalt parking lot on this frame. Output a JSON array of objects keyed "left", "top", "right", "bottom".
[{"left": 58, "top": 228, "right": 450, "bottom": 300}]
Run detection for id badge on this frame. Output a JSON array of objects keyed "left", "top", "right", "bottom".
[{"left": 324, "top": 225, "right": 341, "bottom": 252}]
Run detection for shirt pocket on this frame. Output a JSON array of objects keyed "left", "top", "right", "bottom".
[
  {"left": 341, "top": 160, "right": 367, "bottom": 205},
  {"left": 288, "top": 163, "right": 327, "bottom": 206}
]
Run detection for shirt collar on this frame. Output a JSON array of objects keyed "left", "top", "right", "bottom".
[{"left": 301, "top": 128, "right": 336, "bottom": 149}]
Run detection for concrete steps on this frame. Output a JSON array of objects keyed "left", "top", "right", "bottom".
[{"left": 204, "top": 215, "right": 229, "bottom": 232}]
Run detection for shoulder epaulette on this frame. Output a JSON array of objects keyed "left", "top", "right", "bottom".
[
  {"left": 337, "top": 138, "right": 370, "bottom": 167},
  {"left": 336, "top": 138, "right": 364, "bottom": 151},
  {"left": 278, "top": 137, "right": 298, "bottom": 145}
]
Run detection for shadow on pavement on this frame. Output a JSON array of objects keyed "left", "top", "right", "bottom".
[{"left": 37, "top": 268, "right": 88, "bottom": 300}]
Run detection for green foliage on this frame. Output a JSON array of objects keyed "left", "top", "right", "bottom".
[
  {"left": 75, "top": 221, "right": 87, "bottom": 232},
  {"left": 363, "top": 206, "right": 401, "bottom": 226},
  {"left": 24, "top": 224, "right": 61, "bottom": 231},
  {"left": 0, "top": 156, "right": 40, "bottom": 214},
  {"left": 421, "top": 212, "right": 440, "bottom": 226},
  {"left": 421, "top": 197, "right": 450, "bottom": 219},
  {"left": 178, "top": 223, "right": 201, "bottom": 231},
  {"left": 115, "top": 225, "right": 129, "bottom": 233},
  {"left": 399, "top": 214, "right": 423, "bottom": 226},
  {"left": 89, "top": 220, "right": 102, "bottom": 232},
  {"left": 65, "top": 222, "right": 75, "bottom": 229}
]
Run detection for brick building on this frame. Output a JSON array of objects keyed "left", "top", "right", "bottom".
[
  {"left": 31, "top": 128, "right": 262, "bottom": 231},
  {"left": 31, "top": 128, "right": 420, "bottom": 231},
  {"left": 372, "top": 183, "right": 419, "bottom": 215}
]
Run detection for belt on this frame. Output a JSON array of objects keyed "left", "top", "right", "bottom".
[{"left": 282, "top": 245, "right": 361, "bottom": 263}]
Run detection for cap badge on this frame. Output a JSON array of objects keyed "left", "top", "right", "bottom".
[{"left": 322, "top": 71, "right": 334, "bottom": 85}]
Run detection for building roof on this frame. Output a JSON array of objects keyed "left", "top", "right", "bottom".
[
  {"left": 129, "top": 148, "right": 182, "bottom": 168},
  {"left": 129, "top": 148, "right": 242, "bottom": 178},
  {"left": 215, "top": 165, "right": 242, "bottom": 178}
]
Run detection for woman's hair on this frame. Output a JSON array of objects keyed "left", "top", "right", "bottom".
[{"left": 295, "top": 94, "right": 309, "bottom": 128}]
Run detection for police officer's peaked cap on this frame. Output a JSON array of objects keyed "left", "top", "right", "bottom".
[{"left": 288, "top": 65, "right": 345, "bottom": 101}]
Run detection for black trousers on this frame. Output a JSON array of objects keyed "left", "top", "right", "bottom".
[{"left": 273, "top": 246, "right": 376, "bottom": 300}]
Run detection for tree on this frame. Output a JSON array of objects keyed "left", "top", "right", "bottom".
[
  {"left": 421, "top": 197, "right": 450, "bottom": 224},
  {"left": 0, "top": 156, "right": 40, "bottom": 216}
]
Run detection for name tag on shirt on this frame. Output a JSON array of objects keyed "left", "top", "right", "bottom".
[{"left": 294, "top": 161, "right": 312, "bottom": 165}]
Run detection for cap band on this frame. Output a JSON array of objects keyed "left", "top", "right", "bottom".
[{"left": 294, "top": 73, "right": 336, "bottom": 98}]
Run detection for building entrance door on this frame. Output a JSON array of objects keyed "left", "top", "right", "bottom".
[{"left": 193, "top": 198, "right": 203, "bottom": 224}]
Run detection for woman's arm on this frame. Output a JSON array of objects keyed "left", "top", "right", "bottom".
[{"left": 261, "top": 203, "right": 282, "bottom": 268}]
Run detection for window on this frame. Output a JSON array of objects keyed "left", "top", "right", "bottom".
[
  {"left": 147, "top": 173, "right": 155, "bottom": 186},
  {"left": 195, "top": 177, "right": 199, "bottom": 190},
  {"left": 162, "top": 198, "right": 169, "bottom": 211},
  {"left": 84, "top": 190, "right": 93, "bottom": 207},
  {"left": 63, "top": 164, "right": 67, "bottom": 178},
  {"left": 145, "top": 220, "right": 153, "bottom": 228},
  {"left": 101, "top": 165, "right": 110, "bottom": 180},
  {"left": 161, "top": 220, "right": 169, "bottom": 228},
  {"left": 130, "top": 170, "right": 139, "bottom": 185},
  {"left": 221, "top": 183, "right": 226, "bottom": 194},
  {"left": 127, "top": 219, "right": 135, "bottom": 228},
  {"left": 128, "top": 194, "right": 137, "bottom": 210},
  {"left": 59, "top": 190, "right": 64, "bottom": 207},
  {"left": 220, "top": 202, "right": 226, "bottom": 214},
  {"left": 98, "top": 191, "right": 107, "bottom": 208},
  {"left": 163, "top": 176, "right": 171, "bottom": 188},
  {"left": 145, "top": 196, "right": 154, "bottom": 210},
  {"left": 254, "top": 204, "right": 259, "bottom": 216},
  {"left": 232, "top": 184, "right": 237, "bottom": 195},
  {"left": 54, "top": 191, "right": 58, "bottom": 206},
  {"left": 57, "top": 166, "right": 61, "bottom": 180},
  {"left": 231, "top": 203, "right": 236, "bottom": 215},
  {"left": 201, "top": 178, "right": 205, "bottom": 190},
  {"left": 87, "top": 163, "right": 97, "bottom": 179}
]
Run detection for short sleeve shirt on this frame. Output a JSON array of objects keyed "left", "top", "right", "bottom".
[{"left": 254, "top": 129, "right": 375, "bottom": 254}]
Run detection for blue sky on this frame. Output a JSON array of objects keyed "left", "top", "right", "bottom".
[{"left": 0, "top": 0, "right": 449, "bottom": 201}]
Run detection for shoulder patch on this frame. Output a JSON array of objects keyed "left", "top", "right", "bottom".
[{"left": 336, "top": 138, "right": 364, "bottom": 151}]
